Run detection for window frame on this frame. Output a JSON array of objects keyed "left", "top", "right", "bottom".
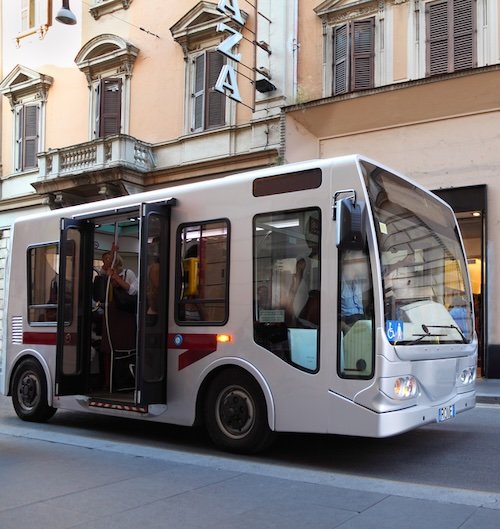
[
  {"left": 333, "top": 17, "right": 375, "bottom": 96},
  {"left": 0, "top": 66, "right": 52, "bottom": 175},
  {"left": 18, "top": 0, "right": 52, "bottom": 42},
  {"left": 95, "top": 77, "right": 123, "bottom": 138},
  {"left": 424, "top": 0, "right": 477, "bottom": 76},
  {"left": 175, "top": 218, "right": 230, "bottom": 326},
  {"left": 253, "top": 207, "right": 321, "bottom": 373},
  {"left": 75, "top": 35, "right": 138, "bottom": 140},
  {"left": 15, "top": 102, "right": 41, "bottom": 172},
  {"left": 190, "top": 49, "right": 227, "bottom": 133},
  {"left": 27, "top": 242, "right": 61, "bottom": 327}
]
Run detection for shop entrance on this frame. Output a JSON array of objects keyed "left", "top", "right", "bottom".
[{"left": 434, "top": 186, "right": 486, "bottom": 376}]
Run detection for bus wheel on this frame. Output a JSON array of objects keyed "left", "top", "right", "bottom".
[
  {"left": 204, "top": 369, "right": 274, "bottom": 453},
  {"left": 11, "top": 359, "right": 56, "bottom": 422}
]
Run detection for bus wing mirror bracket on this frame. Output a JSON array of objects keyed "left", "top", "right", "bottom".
[{"left": 334, "top": 191, "right": 367, "bottom": 250}]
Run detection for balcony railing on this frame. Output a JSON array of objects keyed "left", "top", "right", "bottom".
[{"left": 37, "top": 134, "right": 155, "bottom": 179}]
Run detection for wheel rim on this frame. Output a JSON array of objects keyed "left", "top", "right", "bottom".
[
  {"left": 17, "top": 371, "right": 41, "bottom": 413},
  {"left": 215, "top": 385, "right": 256, "bottom": 440}
]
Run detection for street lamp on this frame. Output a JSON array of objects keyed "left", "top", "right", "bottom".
[{"left": 55, "top": 0, "right": 77, "bottom": 25}]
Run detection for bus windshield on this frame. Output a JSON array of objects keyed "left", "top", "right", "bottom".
[{"left": 362, "top": 162, "right": 474, "bottom": 345}]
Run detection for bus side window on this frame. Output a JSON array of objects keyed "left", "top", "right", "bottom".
[
  {"left": 253, "top": 209, "right": 321, "bottom": 372},
  {"left": 27, "top": 244, "right": 61, "bottom": 325},
  {"left": 176, "top": 220, "right": 229, "bottom": 325}
]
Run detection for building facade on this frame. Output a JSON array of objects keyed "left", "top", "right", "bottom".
[
  {"left": 0, "top": 0, "right": 296, "bottom": 348},
  {"left": 284, "top": 0, "right": 499, "bottom": 376},
  {"left": 1, "top": 0, "right": 499, "bottom": 377}
]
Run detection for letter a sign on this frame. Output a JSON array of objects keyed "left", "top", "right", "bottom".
[{"left": 215, "top": 64, "right": 242, "bottom": 103}]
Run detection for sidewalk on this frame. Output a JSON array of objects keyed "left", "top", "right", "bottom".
[
  {"left": 0, "top": 381, "right": 499, "bottom": 529},
  {"left": 1, "top": 411, "right": 500, "bottom": 529},
  {"left": 475, "top": 377, "right": 500, "bottom": 404}
]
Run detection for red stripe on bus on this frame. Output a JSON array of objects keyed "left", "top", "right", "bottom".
[
  {"left": 23, "top": 332, "right": 57, "bottom": 345},
  {"left": 22, "top": 331, "right": 217, "bottom": 370},
  {"left": 168, "top": 333, "right": 218, "bottom": 370}
]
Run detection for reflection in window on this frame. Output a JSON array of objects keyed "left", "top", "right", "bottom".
[
  {"left": 363, "top": 163, "right": 474, "bottom": 344},
  {"left": 253, "top": 209, "right": 320, "bottom": 372},
  {"left": 177, "top": 220, "right": 229, "bottom": 324},
  {"left": 28, "top": 244, "right": 60, "bottom": 324},
  {"left": 338, "top": 249, "right": 374, "bottom": 379}
]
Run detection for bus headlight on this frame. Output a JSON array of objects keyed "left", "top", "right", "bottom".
[
  {"left": 458, "top": 367, "right": 476, "bottom": 385},
  {"left": 393, "top": 376, "right": 418, "bottom": 399}
]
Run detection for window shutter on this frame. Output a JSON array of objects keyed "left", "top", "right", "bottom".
[
  {"left": 16, "top": 107, "right": 24, "bottom": 172},
  {"left": 205, "top": 50, "right": 225, "bottom": 129},
  {"left": 21, "top": 0, "right": 35, "bottom": 31},
  {"left": 99, "top": 78, "right": 122, "bottom": 137},
  {"left": 94, "top": 82, "right": 101, "bottom": 138},
  {"left": 333, "top": 24, "right": 349, "bottom": 96},
  {"left": 193, "top": 54, "right": 205, "bottom": 132},
  {"left": 23, "top": 104, "right": 39, "bottom": 169},
  {"left": 427, "top": 0, "right": 452, "bottom": 75},
  {"left": 453, "top": 0, "right": 476, "bottom": 71},
  {"left": 351, "top": 18, "right": 375, "bottom": 91}
]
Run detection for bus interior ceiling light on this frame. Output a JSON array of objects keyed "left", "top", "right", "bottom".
[{"left": 56, "top": 0, "right": 77, "bottom": 25}]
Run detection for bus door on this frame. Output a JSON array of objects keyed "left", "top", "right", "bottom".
[
  {"left": 136, "top": 201, "right": 174, "bottom": 405},
  {"left": 55, "top": 218, "right": 94, "bottom": 395}
]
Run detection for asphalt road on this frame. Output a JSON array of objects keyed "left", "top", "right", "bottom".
[{"left": 0, "top": 395, "right": 498, "bottom": 494}]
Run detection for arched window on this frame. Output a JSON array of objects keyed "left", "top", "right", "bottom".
[{"left": 75, "top": 34, "right": 139, "bottom": 139}]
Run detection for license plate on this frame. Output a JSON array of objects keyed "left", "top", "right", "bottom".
[{"left": 437, "top": 404, "right": 456, "bottom": 423}]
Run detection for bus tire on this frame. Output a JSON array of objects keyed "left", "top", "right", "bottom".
[
  {"left": 11, "top": 359, "right": 57, "bottom": 422},
  {"left": 204, "top": 368, "right": 274, "bottom": 454}
]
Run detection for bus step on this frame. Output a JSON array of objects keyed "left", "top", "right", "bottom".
[{"left": 88, "top": 398, "right": 148, "bottom": 414}]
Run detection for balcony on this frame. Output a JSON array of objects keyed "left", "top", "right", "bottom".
[
  {"left": 38, "top": 134, "right": 154, "bottom": 179},
  {"left": 34, "top": 134, "right": 155, "bottom": 206}
]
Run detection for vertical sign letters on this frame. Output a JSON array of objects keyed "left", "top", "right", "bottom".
[{"left": 215, "top": 0, "right": 245, "bottom": 103}]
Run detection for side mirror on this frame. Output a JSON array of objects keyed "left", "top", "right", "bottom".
[{"left": 336, "top": 198, "right": 367, "bottom": 250}]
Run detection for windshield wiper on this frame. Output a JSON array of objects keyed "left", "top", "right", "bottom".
[
  {"left": 421, "top": 324, "right": 467, "bottom": 343},
  {"left": 404, "top": 324, "right": 466, "bottom": 345}
]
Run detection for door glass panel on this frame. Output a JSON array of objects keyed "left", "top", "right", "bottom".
[
  {"left": 61, "top": 229, "right": 80, "bottom": 375},
  {"left": 142, "top": 213, "right": 164, "bottom": 383},
  {"left": 338, "top": 248, "right": 374, "bottom": 378}
]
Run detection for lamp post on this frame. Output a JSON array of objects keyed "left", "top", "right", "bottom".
[{"left": 55, "top": 0, "right": 77, "bottom": 25}]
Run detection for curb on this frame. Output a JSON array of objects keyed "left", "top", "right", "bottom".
[{"left": 476, "top": 396, "right": 500, "bottom": 405}]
